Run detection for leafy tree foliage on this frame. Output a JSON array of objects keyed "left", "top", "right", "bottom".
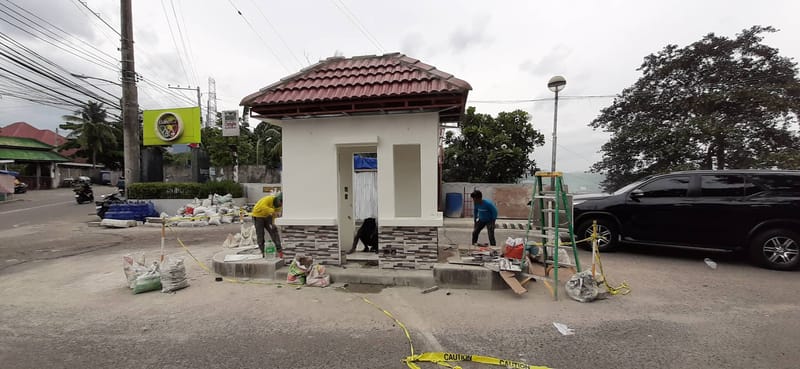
[
  {"left": 443, "top": 107, "right": 545, "bottom": 183},
  {"left": 200, "top": 115, "right": 281, "bottom": 169},
  {"left": 591, "top": 26, "right": 800, "bottom": 192},
  {"left": 59, "top": 101, "right": 123, "bottom": 169}
]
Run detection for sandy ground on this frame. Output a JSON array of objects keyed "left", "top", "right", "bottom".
[{"left": 1, "top": 193, "right": 799, "bottom": 368}]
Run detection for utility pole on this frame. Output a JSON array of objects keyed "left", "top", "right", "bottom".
[{"left": 120, "top": 0, "right": 140, "bottom": 183}]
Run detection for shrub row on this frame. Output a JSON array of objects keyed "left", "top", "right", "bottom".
[{"left": 127, "top": 181, "right": 244, "bottom": 199}]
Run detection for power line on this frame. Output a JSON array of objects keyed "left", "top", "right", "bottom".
[
  {"left": 0, "top": 8, "right": 119, "bottom": 72},
  {"left": 248, "top": 0, "right": 303, "bottom": 68},
  {"left": 226, "top": 0, "right": 291, "bottom": 73},
  {"left": 469, "top": 95, "right": 617, "bottom": 104},
  {"left": 4, "top": 1, "right": 119, "bottom": 65},
  {"left": 75, "top": 0, "right": 120, "bottom": 35},
  {"left": 169, "top": 0, "right": 200, "bottom": 86},
  {"left": 160, "top": 0, "right": 193, "bottom": 86},
  {"left": 330, "top": 0, "right": 385, "bottom": 53}
]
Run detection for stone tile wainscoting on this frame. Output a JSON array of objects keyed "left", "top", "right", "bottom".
[
  {"left": 378, "top": 226, "right": 439, "bottom": 270},
  {"left": 281, "top": 225, "right": 340, "bottom": 265}
]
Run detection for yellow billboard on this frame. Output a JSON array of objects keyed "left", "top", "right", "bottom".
[{"left": 143, "top": 107, "right": 201, "bottom": 146}]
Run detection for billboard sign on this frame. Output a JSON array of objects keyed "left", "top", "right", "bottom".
[
  {"left": 143, "top": 107, "right": 202, "bottom": 146},
  {"left": 222, "top": 110, "right": 239, "bottom": 137}
]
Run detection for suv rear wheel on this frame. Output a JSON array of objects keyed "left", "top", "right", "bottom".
[
  {"left": 576, "top": 218, "right": 619, "bottom": 252},
  {"left": 749, "top": 228, "right": 800, "bottom": 270}
]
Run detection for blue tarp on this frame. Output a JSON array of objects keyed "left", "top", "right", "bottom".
[
  {"left": 0, "top": 169, "right": 19, "bottom": 177},
  {"left": 354, "top": 155, "right": 377, "bottom": 170}
]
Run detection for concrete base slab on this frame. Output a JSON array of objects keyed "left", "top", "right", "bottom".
[
  {"left": 433, "top": 263, "right": 507, "bottom": 290},
  {"left": 212, "top": 248, "right": 284, "bottom": 279},
  {"left": 276, "top": 264, "right": 434, "bottom": 288}
]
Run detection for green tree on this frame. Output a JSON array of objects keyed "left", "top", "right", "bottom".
[
  {"left": 252, "top": 121, "right": 282, "bottom": 168},
  {"left": 591, "top": 26, "right": 800, "bottom": 192},
  {"left": 59, "top": 101, "right": 123, "bottom": 169},
  {"left": 443, "top": 107, "right": 545, "bottom": 183}
]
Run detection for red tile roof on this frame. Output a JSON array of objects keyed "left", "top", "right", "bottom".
[
  {"left": 1, "top": 121, "right": 81, "bottom": 161},
  {"left": 241, "top": 53, "right": 471, "bottom": 122}
]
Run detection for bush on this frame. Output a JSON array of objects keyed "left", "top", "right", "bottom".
[{"left": 127, "top": 181, "right": 244, "bottom": 199}]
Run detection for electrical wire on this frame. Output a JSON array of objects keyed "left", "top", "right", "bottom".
[
  {"left": 170, "top": 0, "right": 200, "bottom": 86},
  {"left": 248, "top": 0, "right": 303, "bottom": 68},
  {"left": 160, "top": 0, "right": 193, "bottom": 86},
  {"left": 74, "top": 0, "right": 120, "bottom": 36},
  {"left": 226, "top": 0, "right": 291, "bottom": 73},
  {"left": 330, "top": 0, "right": 384, "bottom": 53}
]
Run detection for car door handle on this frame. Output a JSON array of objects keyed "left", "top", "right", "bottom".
[
  {"left": 749, "top": 204, "right": 770, "bottom": 208},
  {"left": 674, "top": 204, "right": 692, "bottom": 207}
]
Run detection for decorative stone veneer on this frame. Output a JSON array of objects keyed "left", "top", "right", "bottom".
[
  {"left": 378, "top": 226, "right": 439, "bottom": 270},
  {"left": 281, "top": 225, "right": 340, "bottom": 265}
]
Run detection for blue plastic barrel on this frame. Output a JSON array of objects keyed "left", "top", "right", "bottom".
[{"left": 445, "top": 193, "right": 464, "bottom": 218}]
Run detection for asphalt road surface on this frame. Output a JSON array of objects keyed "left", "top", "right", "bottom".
[{"left": 1, "top": 189, "right": 798, "bottom": 369}]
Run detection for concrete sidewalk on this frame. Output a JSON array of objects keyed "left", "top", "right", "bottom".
[{"left": 444, "top": 217, "right": 531, "bottom": 229}]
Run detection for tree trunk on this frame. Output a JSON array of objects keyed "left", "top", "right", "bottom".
[{"left": 715, "top": 134, "right": 726, "bottom": 170}]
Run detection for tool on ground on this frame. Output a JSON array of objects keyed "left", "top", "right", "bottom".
[{"left": 522, "top": 171, "right": 582, "bottom": 300}]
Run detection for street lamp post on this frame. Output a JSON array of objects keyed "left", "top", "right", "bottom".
[{"left": 547, "top": 76, "right": 567, "bottom": 176}]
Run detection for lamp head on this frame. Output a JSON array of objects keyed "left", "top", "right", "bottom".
[{"left": 547, "top": 75, "right": 567, "bottom": 92}]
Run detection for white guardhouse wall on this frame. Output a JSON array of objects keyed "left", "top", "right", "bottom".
[{"left": 276, "top": 112, "right": 441, "bottom": 227}]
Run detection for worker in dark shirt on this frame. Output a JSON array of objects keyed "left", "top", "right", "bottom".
[{"left": 471, "top": 190, "right": 498, "bottom": 246}]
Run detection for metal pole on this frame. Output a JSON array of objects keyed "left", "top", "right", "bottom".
[
  {"left": 550, "top": 89, "right": 559, "bottom": 174},
  {"left": 120, "top": 0, "right": 140, "bottom": 183}
]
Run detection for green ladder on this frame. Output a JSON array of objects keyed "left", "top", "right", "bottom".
[{"left": 523, "top": 171, "right": 582, "bottom": 300}]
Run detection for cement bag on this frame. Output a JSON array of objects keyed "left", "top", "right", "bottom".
[
  {"left": 565, "top": 271, "right": 600, "bottom": 303},
  {"left": 133, "top": 262, "right": 161, "bottom": 294},
  {"left": 222, "top": 234, "right": 236, "bottom": 248},
  {"left": 161, "top": 257, "right": 189, "bottom": 293},
  {"left": 504, "top": 237, "right": 524, "bottom": 259},
  {"left": 287, "top": 255, "right": 312, "bottom": 285},
  {"left": 239, "top": 225, "right": 256, "bottom": 247},
  {"left": 123, "top": 253, "right": 147, "bottom": 288},
  {"left": 208, "top": 216, "right": 221, "bottom": 226},
  {"left": 305, "top": 264, "right": 330, "bottom": 287},
  {"left": 220, "top": 215, "right": 233, "bottom": 224}
]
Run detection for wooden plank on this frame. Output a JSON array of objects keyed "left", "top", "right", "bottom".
[{"left": 499, "top": 271, "right": 527, "bottom": 295}]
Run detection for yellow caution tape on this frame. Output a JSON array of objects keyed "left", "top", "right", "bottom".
[
  {"left": 590, "top": 223, "right": 631, "bottom": 296},
  {"left": 406, "top": 352, "right": 551, "bottom": 369},
  {"left": 171, "top": 227, "right": 553, "bottom": 369}
]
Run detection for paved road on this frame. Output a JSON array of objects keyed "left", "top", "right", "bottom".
[
  {"left": 1, "top": 190, "right": 798, "bottom": 369},
  {"left": 0, "top": 187, "right": 102, "bottom": 231}
]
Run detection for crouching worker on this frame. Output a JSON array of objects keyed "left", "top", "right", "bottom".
[{"left": 252, "top": 192, "right": 283, "bottom": 259}]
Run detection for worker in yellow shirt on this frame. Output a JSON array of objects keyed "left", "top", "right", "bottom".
[{"left": 252, "top": 192, "right": 283, "bottom": 258}]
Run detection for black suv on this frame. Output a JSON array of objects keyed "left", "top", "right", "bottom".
[{"left": 573, "top": 170, "right": 800, "bottom": 270}]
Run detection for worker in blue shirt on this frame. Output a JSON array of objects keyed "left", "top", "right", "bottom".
[{"left": 471, "top": 190, "right": 498, "bottom": 246}]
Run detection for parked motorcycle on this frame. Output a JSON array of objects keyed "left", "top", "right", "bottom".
[
  {"left": 95, "top": 190, "right": 125, "bottom": 219},
  {"left": 13, "top": 179, "right": 27, "bottom": 194},
  {"left": 73, "top": 183, "right": 94, "bottom": 204}
]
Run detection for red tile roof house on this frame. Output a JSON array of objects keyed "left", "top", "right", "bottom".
[
  {"left": 1, "top": 122, "right": 93, "bottom": 188},
  {"left": 241, "top": 53, "right": 471, "bottom": 268}
]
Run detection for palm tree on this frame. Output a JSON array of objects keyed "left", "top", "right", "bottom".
[
  {"left": 60, "top": 101, "right": 120, "bottom": 168},
  {"left": 253, "top": 122, "right": 281, "bottom": 167}
]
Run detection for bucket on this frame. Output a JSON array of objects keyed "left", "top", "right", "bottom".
[{"left": 445, "top": 193, "right": 463, "bottom": 218}]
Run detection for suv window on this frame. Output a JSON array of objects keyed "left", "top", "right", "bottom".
[
  {"left": 701, "top": 174, "right": 745, "bottom": 197},
  {"left": 638, "top": 176, "right": 690, "bottom": 197},
  {"left": 748, "top": 174, "right": 800, "bottom": 196}
]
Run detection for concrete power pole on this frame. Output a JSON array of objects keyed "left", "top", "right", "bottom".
[{"left": 120, "top": 0, "right": 140, "bottom": 183}]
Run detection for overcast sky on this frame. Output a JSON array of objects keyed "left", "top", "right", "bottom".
[{"left": 1, "top": 0, "right": 799, "bottom": 172}]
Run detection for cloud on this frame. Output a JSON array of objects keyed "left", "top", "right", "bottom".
[
  {"left": 519, "top": 45, "right": 572, "bottom": 76},
  {"left": 448, "top": 17, "right": 492, "bottom": 53}
]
